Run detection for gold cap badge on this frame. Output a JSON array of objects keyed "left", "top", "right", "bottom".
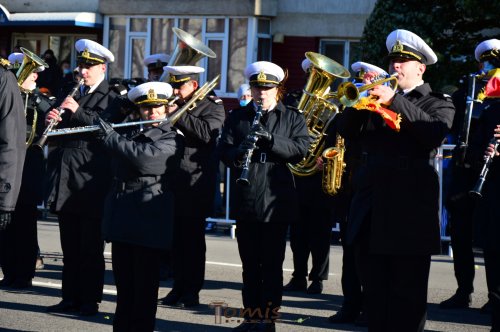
[
  {"left": 257, "top": 71, "right": 267, "bottom": 82},
  {"left": 147, "top": 88, "right": 157, "bottom": 100}
]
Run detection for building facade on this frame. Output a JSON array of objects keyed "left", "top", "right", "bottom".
[{"left": 0, "top": 0, "right": 376, "bottom": 102}]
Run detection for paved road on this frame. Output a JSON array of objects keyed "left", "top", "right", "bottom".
[{"left": 0, "top": 219, "right": 492, "bottom": 331}]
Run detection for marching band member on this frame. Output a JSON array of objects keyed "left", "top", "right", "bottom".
[
  {"left": 45, "top": 39, "right": 120, "bottom": 316},
  {"left": 0, "top": 52, "right": 49, "bottom": 289},
  {"left": 337, "top": 29, "right": 455, "bottom": 331},
  {"left": 159, "top": 65, "right": 225, "bottom": 308},
  {"left": 96, "top": 81, "right": 183, "bottom": 332},
  {"left": 144, "top": 53, "right": 170, "bottom": 82},
  {"left": 0, "top": 54, "right": 26, "bottom": 260},
  {"left": 469, "top": 38, "right": 500, "bottom": 331},
  {"left": 217, "top": 61, "right": 309, "bottom": 332}
]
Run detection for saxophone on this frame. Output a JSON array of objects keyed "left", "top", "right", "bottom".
[{"left": 321, "top": 134, "right": 346, "bottom": 196}]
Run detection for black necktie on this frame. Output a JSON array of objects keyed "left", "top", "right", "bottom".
[{"left": 81, "top": 86, "right": 90, "bottom": 96}]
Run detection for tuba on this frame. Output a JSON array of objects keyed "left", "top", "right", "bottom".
[
  {"left": 322, "top": 134, "right": 346, "bottom": 196},
  {"left": 16, "top": 48, "right": 49, "bottom": 146},
  {"left": 287, "top": 52, "right": 352, "bottom": 177},
  {"left": 16, "top": 47, "right": 48, "bottom": 87},
  {"left": 159, "top": 27, "right": 217, "bottom": 82}
]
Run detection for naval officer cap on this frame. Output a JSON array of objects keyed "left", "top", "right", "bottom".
[
  {"left": 75, "top": 39, "right": 114, "bottom": 66},
  {"left": 144, "top": 53, "right": 170, "bottom": 70},
  {"left": 163, "top": 65, "right": 204, "bottom": 88},
  {"left": 351, "top": 61, "right": 388, "bottom": 78},
  {"left": 127, "top": 81, "right": 173, "bottom": 106},
  {"left": 385, "top": 29, "right": 437, "bottom": 65},
  {"left": 474, "top": 39, "right": 500, "bottom": 62},
  {"left": 8, "top": 52, "right": 45, "bottom": 72},
  {"left": 245, "top": 61, "right": 285, "bottom": 88}
]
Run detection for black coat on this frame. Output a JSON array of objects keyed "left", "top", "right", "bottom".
[
  {"left": 338, "top": 83, "right": 455, "bottom": 255},
  {"left": 101, "top": 122, "right": 183, "bottom": 250},
  {"left": 0, "top": 66, "right": 26, "bottom": 212},
  {"left": 467, "top": 99, "right": 500, "bottom": 252},
  {"left": 172, "top": 96, "right": 226, "bottom": 219},
  {"left": 217, "top": 101, "right": 310, "bottom": 223},
  {"left": 46, "top": 80, "right": 118, "bottom": 218}
]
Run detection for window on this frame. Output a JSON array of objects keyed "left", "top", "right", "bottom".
[
  {"left": 105, "top": 16, "right": 263, "bottom": 97},
  {"left": 320, "top": 40, "right": 360, "bottom": 88}
]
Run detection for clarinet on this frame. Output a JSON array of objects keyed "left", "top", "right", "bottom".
[
  {"left": 469, "top": 138, "right": 499, "bottom": 198},
  {"left": 236, "top": 100, "right": 263, "bottom": 186},
  {"left": 33, "top": 78, "right": 85, "bottom": 149}
]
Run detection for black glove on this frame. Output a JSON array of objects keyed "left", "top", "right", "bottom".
[
  {"left": 93, "top": 116, "right": 114, "bottom": 140},
  {"left": 0, "top": 211, "right": 12, "bottom": 231},
  {"left": 251, "top": 124, "right": 273, "bottom": 147}
]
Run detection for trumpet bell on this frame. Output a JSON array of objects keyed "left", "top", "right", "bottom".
[{"left": 17, "top": 47, "right": 48, "bottom": 87}]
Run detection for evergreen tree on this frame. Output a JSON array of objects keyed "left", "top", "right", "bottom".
[{"left": 357, "top": 0, "right": 500, "bottom": 91}]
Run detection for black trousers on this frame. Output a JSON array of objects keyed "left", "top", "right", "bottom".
[
  {"left": 447, "top": 195, "right": 476, "bottom": 295},
  {"left": 339, "top": 221, "right": 363, "bottom": 313},
  {"left": 484, "top": 250, "right": 500, "bottom": 332},
  {"left": 172, "top": 216, "right": 206, "bottom": 298},
  {"left": 58, "top": 210, "right": 104, "bottom": 304},
  {"left": 289, "top": 204, "right": 332, "bottom": 281},
  {"left": 236, "top": 221, "right": 288, "bottom": 320},
  {"left": 365, "top": 253, "right": 431, "bottom": 332},
  {"left": 112, "top": 242, "right": 161, "bottom": 332},
  {"left": 0, "top": 204, "right": 38, "bottom": 282}
]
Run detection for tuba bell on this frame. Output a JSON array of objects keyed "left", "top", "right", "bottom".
[
  {"left": 16, "top": 47, "right": 48, "bottom": 87},
  {"left": 159, "top": 27, "right": 217, "bottom": 82},
  {"left": 287, "top": 52, "right": 351, "bottom": 177}
]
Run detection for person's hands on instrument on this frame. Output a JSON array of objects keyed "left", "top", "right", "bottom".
[
  {"left": 94, "top": 117, "right": 115, "bottom": 140},
  {"left": 237, "top": 136, "right": 257, "bottom": 155},
  {"left": 0, "top": 211, "right": 12, "bottom": 231},
  {"left": 251, "top": 123, "right": 273, "bottom": 147},
  {"left": 369, "top": 84, "right": 396, "bottom": 106},
  {"left": 45, "top": 109, "right": 62, "bottom": 126},
  {"left": 484, "top": 125, "right": 500, "bottom": 158},
  {"left": 59, "top": 96, "right": 79, "bottom": 114}
]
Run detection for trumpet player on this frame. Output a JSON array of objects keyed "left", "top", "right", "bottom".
[
  {"left": 337, "top": 29, "right": 455, "bottom": 332},
  {"left": 159, "top": 65, "right": 225, "bottom": 308},
  {"left": 0, "top": 51, "right": 49, "bottom": 289},
  {"left": 217, "top": 61, "right": 309, "bottom": 331},
  {"left": 464, "top": 39, "right": 500, "bottom": 332},
  {"left": 45, "top": 39, "right": 120, "bottom": 316}
]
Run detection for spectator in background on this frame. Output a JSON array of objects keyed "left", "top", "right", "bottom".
[
  {"left": 37, "top": 49, "right": 63, "bottom": 97},
  {"left": 237, "top": 83, "right": 252, "bottom": 107}
]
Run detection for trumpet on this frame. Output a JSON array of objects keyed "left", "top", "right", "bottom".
[
  {"left": 469, "top": 138, "right": 499, "bottom": 198},
  {"left": 236, "top": 100, "right": 263, "bottom": 186},
  {"left": 33, "top": 78, "right": 85, "bottom": 148}
]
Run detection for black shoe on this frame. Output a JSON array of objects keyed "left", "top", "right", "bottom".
[
  {"left": 328, "top": 309, "right": 359, "bottom": 324},
  {"left": 46, "top": 300, "right": 80, "bottom": 313},
  {"left": 176, "top": 295, "right": 200, "bottom": 308},
  {"left": 160, "top": 290, "right": 182, "bottom": 306},
  {"left": 306, "top": 280, "right": 323, "bottom": 294},
  {"left": 283, "top": 277, "right": 307, "bottom": 292},
  {"left": 0, "top": 277, "right": 15, "bottom": 287},
  {"left": 354, "top": 311, "right": 368, "bottom": 327},
  {"left": 233, "top": 320, "right": 258, "bottom": 332},
  {"left": 79, "top": 302, "right": 98, "bottom": 316},
  {"left": 11, "top": 279, "right": 32, "bottom": 289},
  {"left": 480, "top": 300, "right": 492, "bottom": 314},
  {"left": 439, "top": 292, "right": 471, "bottom": 309}
]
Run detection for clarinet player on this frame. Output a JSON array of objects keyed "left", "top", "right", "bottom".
[{"left": 217, "top": 61, "right": 310, "bottom": 332}]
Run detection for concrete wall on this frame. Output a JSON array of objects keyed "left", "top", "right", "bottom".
[
  {"left": 99, "top": 0, "right": 278, "bottom": 16},
  {"left": 273, "top": 0, "right": 376, "bottom": 38},
  {"left": 1, "top": 0, "right": 99, "bottom": 13}
]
